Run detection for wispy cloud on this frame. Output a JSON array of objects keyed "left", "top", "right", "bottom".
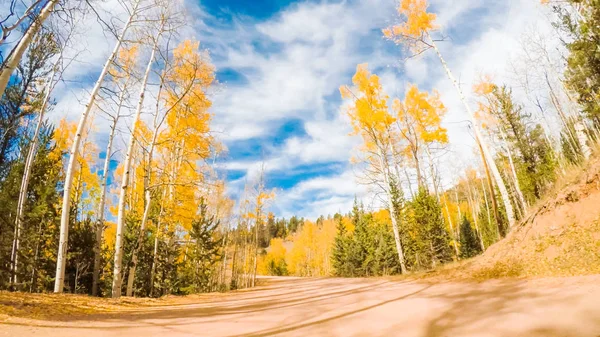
[{"left": 44, "top": 0, "right": 558, "bottom": 219}]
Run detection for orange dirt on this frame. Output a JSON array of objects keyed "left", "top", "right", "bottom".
[
  {"left": 1, "top": 276, "right": 600, "bottom": 336},
  {"left": 420, "top": 157, "right": 600, "bottom": 281}
]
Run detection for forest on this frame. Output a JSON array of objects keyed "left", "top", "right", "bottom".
[{"left": 0, "top": 0, "right": 599, "bottom": 300}]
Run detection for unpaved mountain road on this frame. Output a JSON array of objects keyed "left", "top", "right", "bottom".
[{"left": 2, "top": 275, "right": 600, "bottom": 337}]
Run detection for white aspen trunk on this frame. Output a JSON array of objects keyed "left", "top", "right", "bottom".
[
  {"left": 499, "top": 130, "right": 527, "bottom": 214},
  {"left": 149, "top": 188, "right": 167, "bottom": 297},
  {"left": 91, "top": 113, "right": 120, "bottom": 296},
  {"left": 547, "top": 78, "right": 581, "bottom": 153},
  {"left": 466, "top": 181, "right": 485, "bottom": 252},
  {"left": 112, "top": 37, "right": 159, "bottom": 298},
  {"left": 443, "top": 197, "right": 459, "bottom": 258},
  {"left": 575, "top": 121, "right": 591, "bottom": 160},
  {"left": 403, "top": 167, "right": 415, "bottom": 199},
  {"left": 10, "top": 58, "right": 58, "bottom": 287},
  {"left": 126, "top": 113, "right": 160, "bottom": 296},
  {"left": 429, "top": 38, "right": 515, "bottom": 228},
  {"left": 389, "top": 140, "right": 406, "bottom": 193},
  {"left": 54, "top": 1, "right": 140, "bottom": 293},
  {"left": 480, "top": 176, "right": 495, "bottom": 239},
  {"left": 376, "top": 143, "right": 407, "bottom": 274},
  {"left": 220, "top": 234, "right": 228, "bottom": 287},
  {"left": 467, "top": 192, "right": 485, "bottom": 252},
  {"left": 454, "top": 188, "right": 462, "bottom": 240},
  {"left": 0, "top": 0, "right": 60, "bottom": 98},
  {"left": 425, "top": 146, "right": 440, "bottom": 202},
  {"left": 241, "top": 239, "right": 248, "bottom": 288},
  {"left": 252, "top": 216, "right": 259, "bottom": 288}
]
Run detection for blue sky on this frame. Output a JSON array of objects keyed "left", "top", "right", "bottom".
[
  {"left": 180, "top": 0, "right": 557, "bottom": 219},
  {"left": 24, "top": 0, "right": 558, "bottom": 219}
]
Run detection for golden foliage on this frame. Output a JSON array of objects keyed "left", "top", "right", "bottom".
[
  {"left": 257, "top": 238, "right": 287, "bottom": 275},
  {"left": 383, "top": 0, "right": 437, "bottom": 52},
  {"left": 396, "top": 84, "right": 448, "bottom": 144},
  {"left": 472, "top": 75, "right": 501, "bottom": 131},
  {"left": 285, "top": 218, "right": 337, "bottom": 277},
  {"left": 341, "top": 64, "right": 395, "bottom": 138}
]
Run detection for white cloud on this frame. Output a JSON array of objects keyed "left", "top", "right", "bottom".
[{"left": 43, "top": 0, "right": 561, "bottom": 219}]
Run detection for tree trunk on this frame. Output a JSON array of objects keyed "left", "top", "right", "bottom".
[
  {"left": 429, "top": 37, "right": 515, "bottom": 228},
  {"left": 575, "top": 121, "right": 591, "bottom": 160},
  {"left": 91, "top": 113, "right": 120, "bottom": 296},
  {"left": 499, "top": 130, "right": 528, "bottom": 215},
  {"left": 126, "top": 112, "right": 161, "bottom": 297},
  {"left": 149, "top": 188, "right": 167, "bottom": 298},
  {"left": 11, "top": 57, "right": 59, "bottom": 287},
  {"left": 467, "top": 188, "right": 485, "bottom": 252},
  {"left": 443, "top": 197, "right": 459, "bottom": 258},
  {"left": 252, "top": 217, "right": 259, "bottom": 288},
  {"left": 425, "top": 146, "right": 440, "bottom": 202},
  {"left": 231, "top": 241, "right": 238, "bottom": 289},
  {"left": 29, "top": 219, "right": 44, "bottom": 293},
  {"left": 0, "top": 0, "right": 60, "bottom": 98},
  {"left": 54, "top": 0, "right": 140, "bottom": 293},
  {"left": 220, "top": 231, "right": 228, "bottom": 287},
  {"left": 475, "top": 138, "right": 502, "bottom": 236},
  {"left": 376, "top": 144, "right": 407, "bottom": 274},
  {"left": 112, "top": 36, "right": 159, "bottom": 298},
  {"left": 480, "top": 176, "right": 496, "bottom": 240}
]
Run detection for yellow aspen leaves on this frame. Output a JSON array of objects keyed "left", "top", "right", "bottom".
[
  {"left": 109, "top": 45, "right": 139, "bottom": 80},
  {"left": 472, "top": 76, "right": 501, "bottom": 131},
  {"left": 383, "top": 0, "right": 437, "bottom": 51},
  {"left": 50, "top": 118, "right": 76, "bottom": 163},
  {"left": 341, "top": 64, "right": 395, "bottom": 145},
  {"left": 397, "top": 84, "right": 448, "bottom": 144}
]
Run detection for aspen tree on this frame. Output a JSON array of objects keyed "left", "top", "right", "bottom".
[
  {"left": 341, "top": 64, "right": 407, "bottom": 273},
  {"left": 474, "top": 78, "right": 528, "bottom": 214},
  {"left": 0, "top": 0, "right": 45, "bottom": 45},
  {"left": 0, "top": 0, "right": 61, "bottom": 98},
  {"left": 10, "top": 33, "right": 60, "bottom": 287},
  {"left": 54, "top": 0, "right": 143, "bottom": 293},
  {"left": 383, "top": 0, "right": 516, "bottom": 227},
  {"left": 91, "top": 45, "right": 138, "bottom": 296},
  {"left": 112, "top": 22, "right": 163, "bottom": 298}
]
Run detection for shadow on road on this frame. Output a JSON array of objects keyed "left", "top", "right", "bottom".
[{"left": 3, "top": 277, "right": 600, "bottom": 337}]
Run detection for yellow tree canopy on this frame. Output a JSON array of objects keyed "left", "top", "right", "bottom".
[
  {"left": 472, "top": 75, "right": 501, "bottom": 132},
  {"left": 383, "top": 0, "right": 438, "bottom": 51},
  {"left": 396, "top": 84, "right": 448, "bottom": 144},
  {"left": 341, "top": 64, "right": 395, "bottom": 139},
  {"left": 341, "top": 63, "right": 396, "bottom": 167}
]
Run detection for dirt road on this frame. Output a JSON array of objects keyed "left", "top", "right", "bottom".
[{"left": 2, "top": 275, "right": 600, "bottom": 336}]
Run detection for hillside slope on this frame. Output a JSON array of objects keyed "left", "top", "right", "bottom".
[{"left": 440, "top": 157, "right": 600, "bottom": 280}]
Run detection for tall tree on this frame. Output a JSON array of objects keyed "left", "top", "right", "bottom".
[
  {"left": 0, "top": 0, "right": 61, "bottom": 98},
  {"left": 383, "top": 0, "right": 516, "bottom": 227},
  {"left": 341, "top": 64, "right": 407, "bottom": 274},
  {"left": 112, "top": 19, "right": 164, "bottom": 298},
  {"left": 6, "top": 30, "right": 58, "bottom": 286},
  {"left": 54, "top": 0, "right": 142, "bottom": 293},
  {"left": 91, "top": 45, "right": 138, "bottom": 296}
]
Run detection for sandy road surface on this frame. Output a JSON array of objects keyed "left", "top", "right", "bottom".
[{"left": 2, "top": 275, "right": 600, "bottom": 337}]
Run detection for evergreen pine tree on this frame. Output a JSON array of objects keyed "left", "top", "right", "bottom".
[
  {"left": 179, "top": 201, "right": 223, "bottom": 294},
  {"left": 331, "top": 216, "right": 351, "bottom": 277},
  {"left": 410, "top": 188, "right": 453, "bottom": 268},
  {"left": 459, "top": 216, "right": 482, "bottom": 259}
]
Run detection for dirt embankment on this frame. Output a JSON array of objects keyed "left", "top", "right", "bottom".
[{"left": 425, "top": 157, "right": 600, "bottom": 281}]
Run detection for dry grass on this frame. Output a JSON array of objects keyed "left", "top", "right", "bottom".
[
  {"left": 410, "top": 154, "right": 600, "bottom": 283},
  {"left": 0, "top": 280, "right": 272, "bottom": 321},
  {"left": 0, "top": 291, "right": 230, "bottom": 321},
  {"left": 0, "top": 291, "right": 186, "bottom": 320}
]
